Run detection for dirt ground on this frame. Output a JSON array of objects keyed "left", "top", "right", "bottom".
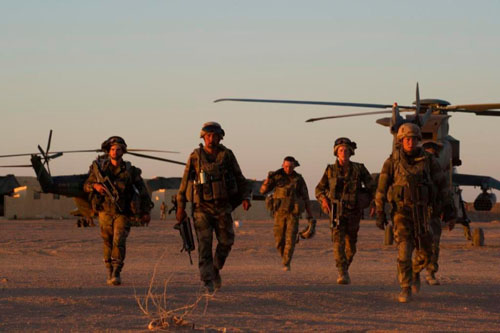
[{"left": 1, "top": 218, "right": 500, "bottom": 332}]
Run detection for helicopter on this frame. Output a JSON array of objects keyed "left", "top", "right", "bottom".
[
  {"left": 214, "top": 83, "right": 500, "bottom": 244},
  {"left": 0, "top": 130, "right": 185, "bottom": 227}
]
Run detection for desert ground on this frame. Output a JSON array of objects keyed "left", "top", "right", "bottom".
[{"left": 1, "top": 217, "right": 500, "bottom": 332}]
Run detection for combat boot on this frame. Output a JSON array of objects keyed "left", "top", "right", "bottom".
[
  {"left": 106, "top": 266, "right": 114, "bottom": 285},
  {"left": 425, "top": 271, "right": 440, "bottom": 286},
  {"left": 204, "top": 280, "right": 215, "bottom": 293},
  {"left": 337, "top": 271, "right": 351, "bottom": 285},
  {"left": 213, "top": 268, "right": 222, "bottom": 290},
  {"left": 411, "top": 272, "right": 420, "bottom": 294},
  {"left": 398, "top": 287, "right": 412, "bottom": 303},
  {"left": 111, "top": 266, "right": 122, "bottom": 286}
]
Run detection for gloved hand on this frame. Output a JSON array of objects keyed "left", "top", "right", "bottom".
[
  {"left": 375, "top": 211, "right": 387, "bottom": 230},
  {"left": 299, "top": 218, "right": 317, "bottom": 239}
]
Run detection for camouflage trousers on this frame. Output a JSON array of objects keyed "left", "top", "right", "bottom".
[
  {"left": 393, "top": 210, "right": 433, "bottom": 288},
  {"left": 193, "top": 209, "right": 235, "bottom": 282},
  {"left": 273, "top": 212, "right": 299, "bottom": 266},
  {"left": 332, "top": 211, "right": 361, "bottom": 273},
  {"left": 426, "top": 217, "right": 442, "bottom": 274},
  {"left": 99, "top": 212, "right": 130, "bottom": 271}
]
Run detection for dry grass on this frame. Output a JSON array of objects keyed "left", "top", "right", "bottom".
[{"left": 135, "top": 249, "right": 227, "bottom": 332}]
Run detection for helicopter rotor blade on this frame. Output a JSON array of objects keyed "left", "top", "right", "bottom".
[
  {"left": 126, "top": 152, "right": 186, "bottom": 166},
  {"left": 215, "top": 98, "right": 416, "bottom": 110},
  {"left": 127, "top": 149, "right": 180, "bottom": 154},
  {"left": 415, "top": 83, "right": 421, "bottom": 127},
  {"left": 305, "top": 109, "right": 414, "bottom": 123},
  {"left": 0, "top": 148, "right": 180, "bottom": 159},
  {"left": 441, "top": 103, "right": 500, "bottom": 116},
  {"left": 48, "top": 152, "right": 64, "bottom": 160},
  {"left": 0, "top": 164, "right": 32, "bottom": 168},
  {"left": 46, "top": 130, "right": 53, "bottom": 155}
]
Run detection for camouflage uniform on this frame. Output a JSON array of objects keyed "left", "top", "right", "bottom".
[
  {"left": 176, "top": 144, "right": 251, "bottom": 284},
  {"left": 84, "top": 156, "right": 151, "bottom": 283},
  {"left": 260, "top": 169, "right": 310, "bottom": 268},
  {"left": 316, "top": 160, "right": 376, "bottom": 278},
  {"left": 375, "top": 147, "right": 452, "bottom": 290}
]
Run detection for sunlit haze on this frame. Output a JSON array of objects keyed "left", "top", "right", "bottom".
[{"left": 2, "top": 1, "right": 500, "bottom": 201}]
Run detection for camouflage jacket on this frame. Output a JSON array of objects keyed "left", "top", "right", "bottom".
[
  {"left": 375, "top": 147, "right": 452, "bottom": 213},
  {"left": 260, "top": 169, "right": 310, "bottom": 214},
  {"left": 315, "top": 160, "right": 376, "bottom": 210},
  {"left": 176, "top": 144, "right": 251, "bottom": 213},
  {"left": 84, "top": 157, "right": 152, "bottom": 216}
]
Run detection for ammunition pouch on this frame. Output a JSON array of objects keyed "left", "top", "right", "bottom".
[
  {"left": 277, "top": 197, "right": 293, "bottom": 213},
  {"left": 265, "top": 194, "right": 275, "bottom": 212},
  {"left": 392, "top": 184, "right": 430, "bottom": 208}
]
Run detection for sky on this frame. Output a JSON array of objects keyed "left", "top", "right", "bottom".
[{"left": 1, "top": 1, "right": 500, "bottom": 201}]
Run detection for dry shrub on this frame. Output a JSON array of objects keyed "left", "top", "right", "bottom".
[{"left": 135, "top": 249, "right": 227, "bottom": 332}]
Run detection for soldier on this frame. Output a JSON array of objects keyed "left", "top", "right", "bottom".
[
  {"left": 160, "top": 201, "right": 167, "bottom": 220},
  {"left": 176, "top": 122, "right": 251, "bottom": 292},
  {"left": 316, "top": 138, "right": 376, "bottom": 285},
  {"left": 260, "top": 156, "right": 315, "bottom": 271},
  {"left": 84, "top": 136, "right": 152, "bottom": 286},
  {"left": 375, "top": 123, "right": 455, "bottom": 303}
]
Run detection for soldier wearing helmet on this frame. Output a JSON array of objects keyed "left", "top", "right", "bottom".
[
  {"left": 84, "top": 136, "right": 152, "bottom": 286},
  {"left": 260, "top": 156, "right": 315, "bottom": 271},
  {"left": 315, "top": 137, "right": 376, "bottom": 285},
  {"left": 375, "top": 123, "right": 455, "bottom": 303},
  {"left": 176, "top": 122, "right": 251, "bottom": 292}
]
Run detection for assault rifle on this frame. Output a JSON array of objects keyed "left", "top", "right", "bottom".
[
  {"left": 167, "top": 195, "right": 177, "bottom": 215},
  {"left": 329, "top": 198, "right": 344, "bottom": 231},
  {"left": 174, "top": 218, "right": 196, "bottom": 265},
  {"left": 407, "top": 175, "right": 431, "bottom": 250},
  {"left": 170, "top": 195, "right": 196, "bottom": 265},
  {"left": 91, "top": 161, "right": 122, "bottom": 213}
]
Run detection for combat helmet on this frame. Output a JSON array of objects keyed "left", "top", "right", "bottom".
[
  {"left": 396, "top": 123, "right": 422, "bottom": 141},
  {"left": 283, "top": 156, "right": 300, "bottom": 167},
  {"left": 200, "top": 121, "right": 225, "bottom": 138},
  {"left": 101, "top": 136, "right": 128, "bottom": 152},
  {"left": 334, "top": 137, "right": 357, "bottom": 156}
]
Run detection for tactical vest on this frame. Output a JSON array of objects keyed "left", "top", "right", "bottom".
[
  {"left": 192, "top": 146, "right": 238, "bottom": 204},
  {"left": 90, "top": 159, "right": 133, "bottom": 213},
  {"left": 389, "top": 149, "right": 434, "bottom": 209},
  {"left": 325, "top": 162, "right": 364, "bottom": 209},
  {"left": 271, "top": 171, "right": 304, "bottom": 215}
]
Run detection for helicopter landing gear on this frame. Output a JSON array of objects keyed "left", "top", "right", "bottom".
[{"left": 472, "top": 228, "right": 484, "bottom": 247}]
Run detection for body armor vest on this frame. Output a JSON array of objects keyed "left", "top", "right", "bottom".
[
  {"left": 271, "top": 171, "right": 303, "bottom": 214},
  {"left": 390, "top": 149, "right": 434, "bottom": 209},
  {"left": 326, "top": 162, "right": 363, "bottom": 209},
  {"left": 193, "top": 146, "right": 238, "bottom": 203}
]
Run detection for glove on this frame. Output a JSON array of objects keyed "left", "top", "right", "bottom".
[
  {"left": 299, "top": 218, "right": 317, "bottom": 239},
  {"left": 375, "top": 212, "right": 387, "bottom": 230}
]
